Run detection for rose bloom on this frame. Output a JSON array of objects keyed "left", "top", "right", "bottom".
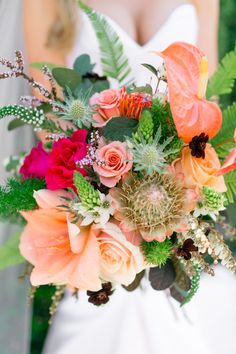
[
  {"left": 46, "top": 130, "right": 88, "bottom": 190},
  {"left": 173, "top": 144, "right": 227, "bottom": 192},
  {"left": 20, "top": 189, "right": 102, "bottom": 291},
  {"left": 20, "top": 142, "right": 49, "bottom": 179},
  {"left": 93, "top": 221, "right": 145, "bottom": 286},
  {"left": 93, "top": 141, "right": 133, "bottom": 187},
  {"left": 90, "top": 89, "right": 121, "bottom": 127}
]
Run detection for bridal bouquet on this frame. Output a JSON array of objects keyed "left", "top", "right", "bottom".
[{"left": 0, "top": 4, "right": 236, "bottom": 310}]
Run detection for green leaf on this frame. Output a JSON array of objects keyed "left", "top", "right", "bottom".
[
  {"left": 8, "top": 118, "right": 26, "bottom": 131},
  {"left": 224, "top": 170, "right": 236, "bottom": 203},
  {"left": 0, "top": 232, "right": 24, "bottom": 270},
  {"left": 207, "top": 46, "right": 236, "bottom": 98},
  {"left": 31, "top": 62, "right": 59, "bottom": 71},
  {"left": 73, "top": 54, "right": 95, "bottom": 75},
  {"left": 210, "top": 103, "right": 236, "bottom": 158},
  {"left": 103, "top": 117, "right": 139, "bottom": 142},
  {"left": 149, "top": 260, "right": 176, "bottom": 290},
  {"left": 79, "top": 2, "right": 133, "bottom": 85},
  {"left": 141, "top": 63, "right": 158, "bottom": 77},
  {"left": 52, "top": 68, "right": 81, "bottom": 91},
  {"left": 128, "top": 84, "right": 153, "bottom": 95}
]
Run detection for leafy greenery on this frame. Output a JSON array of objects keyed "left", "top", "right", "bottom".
[
  {"left": 73, "top": 54, "right": 95, "bottom": 75},
  {"left": 103, "top": 116, "right": 139, "bottom": 141},
  {"left": 0, "top": 232, "right": 24, "bottom": 270},
  {"left": 210, "top": 103, "right": 236, "bottom": 158},
  {"left": 207, "top": 45, "right": 236, "bottom": 99},
  {"left": 181, "top": 265, "right": 201, "bottom": 306},
  {"left": 52, "top": 67, "right": 82, "bottom": 91},
  {"left": 149, "top": 260, "right": 176, "bottom": 290},
  {"left": 224, "top": 170, "right": 236, "bottom": 204},
  {"left": 0, "top": 178, "right": 45, "bottom": 222},
  {"left": 31, "top": 62, "right": 59, "bottom": 71},
  {"left": 79, "top": 2, "right": 132, "bottom": 85},
  {"left": 141, "top": 239, "right": 172, "bottom": 266}
]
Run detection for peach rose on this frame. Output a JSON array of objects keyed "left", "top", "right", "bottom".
[
  {"left": 93, "top": 221, "right": 145, "bottom": 286},
  {"left": 93, "top": 141, "right": 133, "bottom": 187},
  {"left": 90, "top": 89, "right": 121, "bottom": 127},
  {"left": 173, "top": 144, "right": 227, "bottom": 192},
  {"left": 20, "top": 189, "right": 102, "bottom": 291}
]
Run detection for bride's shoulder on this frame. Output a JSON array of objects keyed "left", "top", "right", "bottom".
[{"left": 190, "top": 0, "right": 219, "bottom": 11}]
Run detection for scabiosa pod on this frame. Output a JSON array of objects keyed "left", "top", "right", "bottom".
[
  {"left": 141, "top": 239, "right": 172, "bottom": 266},
  {"left": 128, "top": 125, "right": 179, "bottom": 175},
  {"left": 0, "top": 105, "right": 45, "bottom": 127},
  {"left": 52, "top": 89, "right": 94, "bottom": 128},
  {"left": 194, "top": 186, "right": 226, "bottom": 221}
]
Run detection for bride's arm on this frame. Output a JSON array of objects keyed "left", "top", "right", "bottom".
[
  {"left": 192, "top": 0, "right": 219, "bottom": 75},
  {"left": 23, "top": 0, "right": 66, "bottom": 91}
]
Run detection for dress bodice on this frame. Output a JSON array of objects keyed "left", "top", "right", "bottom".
[{"left": 67, "top": 3, "right": 199, "bottom": 85}]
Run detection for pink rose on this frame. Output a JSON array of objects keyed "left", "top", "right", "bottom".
[
  {"left": 90, "top": 89, "right": 121, "bottom": 127},
  {"left": 93, "top": 141, "right": 133, "bottom": 187},
  {"left": 20, "top": 142, "right": 49, "bottom": 179},
  {"left": 46, "top": 130, "right": 88, "bottom": 190},
  {"left": 93, "top": 221, "right": 145, "bottom": 286}
]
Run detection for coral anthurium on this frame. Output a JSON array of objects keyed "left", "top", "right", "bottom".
[{"left": 158, "top": 42, "right": 222, "bottom": 143}]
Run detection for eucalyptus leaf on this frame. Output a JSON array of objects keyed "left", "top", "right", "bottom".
[
  {"left": 142, "top": 63, "right": 158, "bottom": 77},
  {"left": 0, "top": 232, "right": 24, "bottom": 270},
  {"left": 103, "top": 117, "right": 139, "bottom": 142},
  {"left": 149, "top": 260, "right": 176, "bottom": 290},
  {"left": 128, "top": 84, "right": 153, "bottom": 95},
  {"left": 122, "top": 270, "right": 145, "bottom": 292},
  {"left": 8, "top": 119, "right": 26, "bottom": 131},
  {"left": 52, "top": 68, "right": 82, "bottom": 91},
  {"left": 73, "top": 54, "right": 95, "bottom": 75}
]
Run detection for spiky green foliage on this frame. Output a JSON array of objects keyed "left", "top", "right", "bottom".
[
  {"left": 54, "top": 89, "right": 93, "bottom": 128},
  {"left": 141, "top": 239, "right": 172, "bottom": 266},
  {"left": 202, "top": 186, "right": 226, "bottom": 211},
  {"left": 133, "top": 109, "right": 154, "bottom": 143},
  {"left": 129, "top": 126, "right": 179, "bottom": 175},
  {"left": 74, "top": 171, "right": 101, "bottom": 209},
  {"left": 0, "top": 178, "right": 45, "bottom": 222},
  {"left": 224, "top": 170, "right": 236, "bottom": 204},
  {"left": 207, "top": 45, "right": 236, "bottom": 98},
  {"left": 79, "top": 2, "right": 132, "bottom": 85},
  {"left": 0, "top": 105, "right": 45, "bottom": 127},
  {"left": 210, "top": 103, "right": 236, "bottom": 158},
  {"left": 181, "top": 265, "right": 201, "bottom": 306}
]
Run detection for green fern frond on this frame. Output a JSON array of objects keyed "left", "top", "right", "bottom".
[
  {"left": 79, "top": 2, "right": 132, "bottom": 85},
  {"left": 207, "top": 46, "right": 236, "bottom": 98},
  {"left": 210, "top": 103, "right": 236, "bottom": 158},
  {"left": 224, "top": 170, "right": 236, "bottom": 204}
]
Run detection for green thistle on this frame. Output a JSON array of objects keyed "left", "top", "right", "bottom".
[
  {"left": 202, "top": 186, "right": 226, "bottom": 211},
  {"left": 133, "top": 109, "right": 154, "bottom": 143},
  {"left": 0, "top": 105, "right": 45, "bottom": 127},
  {"left": 74, "top": 172, "right": 101, "bottom": 209},
  {"left": 181, "top": 265, "right": 201, "bottom": 306},
  {"left": 54, "top": 90, "right": 93, "bottom": 128},
  {"left": 128, "top": 125, "right": 179, "bottom": 175},
  {"left": 141, "top": 239, "right": 172, "bottom": 266}
]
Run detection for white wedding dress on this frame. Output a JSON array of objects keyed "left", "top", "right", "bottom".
[{"left": 43, "top": 4, "right": 236, "bottom": 354}]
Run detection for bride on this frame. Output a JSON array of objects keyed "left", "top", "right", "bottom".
[{"left": 23, "top": 1, "right": 236, "bottom": 354}]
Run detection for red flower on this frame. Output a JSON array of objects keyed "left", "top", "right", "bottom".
[
  {"left": 20, "top": 142, "right": 49, "bottom": 179},
  {"left": 46, "top": 130, "right": 88, "bottom": 190}
]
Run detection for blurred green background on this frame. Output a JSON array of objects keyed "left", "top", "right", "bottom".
[{"left": 31, "top": 1, "right": 236, "bottom": 353}]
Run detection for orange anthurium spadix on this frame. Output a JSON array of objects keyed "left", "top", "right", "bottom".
[{"left": 158, "top": 42, "right": 222, "bottom": 143}]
